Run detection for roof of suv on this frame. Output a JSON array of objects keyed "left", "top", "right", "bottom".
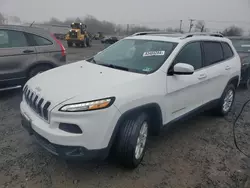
[{"left": 126, "top": 32, "right": 231, "bottom": 43}]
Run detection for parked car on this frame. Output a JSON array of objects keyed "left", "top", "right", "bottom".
[
  {"left": 229, "top": 36, "right": 250, "bottom": 89},
  {"left": 0, "top": 25, "right": 66, "bottom": 91},
  {"left": 101, "top": 36, "right": 118, "bottom": 44},
  {"left": 21, "top": 32, "right": 241, "bottom": 169}
]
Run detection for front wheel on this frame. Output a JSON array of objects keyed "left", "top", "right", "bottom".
[
  {"left": 115, "top": 113, "right": 149, "bottom": 168},
  {"left": 67, "top": 42, "right": 73, "bottom": 47}
]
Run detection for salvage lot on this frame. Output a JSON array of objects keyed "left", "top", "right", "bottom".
[{"left": 1, "top": 40, "right": 250, "bottom": 188}]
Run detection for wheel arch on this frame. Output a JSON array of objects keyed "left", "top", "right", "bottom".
[
  {"left": 26, "top": 61, "right": 56, "bottom": 77},
  {"left": 227, "top": 75, "right": 240, "bottom": 88},
  {"left": 107, "top": 103, "right": 163, "bottom": 152}
]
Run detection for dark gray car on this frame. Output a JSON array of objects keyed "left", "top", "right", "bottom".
[
  {"left": 229, "top": 36, "right": 250, "bottom": 89},
  {"left": 0, "top": 25, "right": 67, "bottom": 91}
]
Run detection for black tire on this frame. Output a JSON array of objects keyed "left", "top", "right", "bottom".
[
  {"left": 86, "top": 38, "right": 91, "bottom": 47},
  {"left": 67, "top": 42, "right": 73, "bottom": 47},
  {"left": 115, "top": 112, "right": 149, "bottom": 168},
  {"left": 213, "top": 84, "right": 236, "bottom": 116},
  {"left": 28, "top": 65, "right": 52, "bottom": 79},
  {"left": 242, "top": 77, "right": 250, "bottom": 90}
]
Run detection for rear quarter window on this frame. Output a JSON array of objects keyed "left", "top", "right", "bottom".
[
  {"left": 26, "top": 33, "right": 53, "bottom": 46},
  {"left": 221, "top": 42, "right": 234, "bottom": 59}
]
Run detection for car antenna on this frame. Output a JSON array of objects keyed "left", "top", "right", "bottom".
[{"left": 30, "top": 21, "right": 35, "bottom": 27}]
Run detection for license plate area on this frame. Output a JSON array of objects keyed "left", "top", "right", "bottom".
[{"left": 21, "top": 113, "right": 33, "bottom": 135}]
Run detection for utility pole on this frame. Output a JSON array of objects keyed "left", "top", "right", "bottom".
[
  {"left": 126, "top": 24, "right": 129, "bottom": 35},
  {"left": 188, "top": 19, "right": 195, "bottom": 32},
  {"left": 179, "top": 20, "right": 183, "bottom": 33}
]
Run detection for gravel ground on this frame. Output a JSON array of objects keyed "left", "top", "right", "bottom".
[{"left": 1, "top": 41, "right": 250, "bottom": 188}]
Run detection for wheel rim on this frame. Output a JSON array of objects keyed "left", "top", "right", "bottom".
[
  {"left": 223, "top": 89, "right": 234, "bottom": 112},
  {"left": 135, "top": 122, "right": 148, "bottom": 160}
]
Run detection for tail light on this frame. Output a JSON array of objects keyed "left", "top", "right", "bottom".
[{"left": 50, "top": 33, "right": 66, "bottom": 56}]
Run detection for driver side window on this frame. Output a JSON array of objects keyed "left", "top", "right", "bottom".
[{"left": 173, "top": 42, "right": 202, "bottom": 70}]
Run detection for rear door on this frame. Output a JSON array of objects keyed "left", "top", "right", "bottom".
[
  {"left": 25, "top": 32, "right": 64, "bottom": 64},
  {"left": 201, "top": 41, "right": 232, "bottom": 104},
  {"left": 0, "top": 29, "right": 37, "bottom": 82}
]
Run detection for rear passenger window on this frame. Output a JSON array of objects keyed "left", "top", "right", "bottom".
[
  {"left": 0, "top": 29, "right": 28, "bottom": 48},
  {"left": 221, "top": 42, "right": 234, "bottom": 59},
  {"left": 203, "top": 41, "right": 224, "bottom": 66},
  {"left": 30, "top": 34, "right": 52, "bottom": 46},
  {"left": 173, "top": 42, "right": 202, "bottom": 70}
]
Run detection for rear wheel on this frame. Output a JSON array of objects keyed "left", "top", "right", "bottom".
[
  {"left": 213, "top": 84, "right": 235, "bottom": 116},
  {"left": 86, "top": 37, "right": 91, "bottom": 47},
  {"left": 115, "top": 112, "right": 149, "bottom": 168},
  {"left": 28, "top": 65, "right": 52, "bottom": 79}
]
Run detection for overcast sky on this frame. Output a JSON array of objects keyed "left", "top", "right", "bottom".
[{"left": 1, "top": 0, "right": 250, "bottom": 31}]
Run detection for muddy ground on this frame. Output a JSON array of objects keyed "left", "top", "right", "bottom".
[{"left": 1, "top": 41, "right": 250, "bottom": 188}]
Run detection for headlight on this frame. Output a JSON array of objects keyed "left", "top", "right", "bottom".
[{"left": 59, "top": 97, "right": 115, "bottom": 112}]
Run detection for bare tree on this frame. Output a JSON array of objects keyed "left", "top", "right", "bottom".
[
  {"left": 195, "top": 20, "right": 207, "bottom": 32},
  {"left": 222, "top": 26, "right": 243, "bottom": 36}
]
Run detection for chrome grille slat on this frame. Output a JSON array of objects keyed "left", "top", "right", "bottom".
[{"left": 23, "top": 86, "right": 51, "bottom": 121}]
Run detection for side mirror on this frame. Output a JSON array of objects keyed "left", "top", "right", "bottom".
[{"left": 173, "top": 63, "right": 194, "bottom": 75}]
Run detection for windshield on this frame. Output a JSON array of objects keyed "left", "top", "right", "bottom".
[
  {"left": 88, "top": 39, "right": 177, "bottom": 74},
  {"left": 230, "top": 38, "right": 250, "bottom": 53}
]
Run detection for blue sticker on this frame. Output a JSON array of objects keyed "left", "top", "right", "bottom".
[{"left": 142, "top": 67, "right": 152, "bottom": 72}]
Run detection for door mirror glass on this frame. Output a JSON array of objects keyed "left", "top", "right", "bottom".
[{"left": 173, "top": 63, "right": 194, "bottom": 75}]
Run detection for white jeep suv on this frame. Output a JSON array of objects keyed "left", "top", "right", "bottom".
[{"left": 20, "top": 32, "right": 241, "bottom": 168}]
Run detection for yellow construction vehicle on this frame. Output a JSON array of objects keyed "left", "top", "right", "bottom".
[{"left": 65, "top": 22, "right": 91, "bottom": 47}]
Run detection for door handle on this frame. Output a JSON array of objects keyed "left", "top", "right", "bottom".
[
  {"left": 198, "top": 74, "right": 207, "bottom": 80},
  {"left": 225, "top": 66, "right": 231, "bottom": 70},
  {"left": 23, "top": 50, "right": 34, "bottom": 53}
]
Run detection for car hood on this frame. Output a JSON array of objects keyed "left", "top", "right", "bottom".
[{"left": 26, "top": 61, "right": 145, "bottom": 106}]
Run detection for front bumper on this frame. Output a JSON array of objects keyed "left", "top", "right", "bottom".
[
  {"left": 20, "top": 100, "right": 121, "bottom": 159},
  {"left": 21, "top": 115, "right": 107, "bottom": 160}
]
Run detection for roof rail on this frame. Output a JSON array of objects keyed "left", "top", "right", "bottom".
[
  {"left": 132, "top": 31, "right": 181, "bottom": 36},
  {"left": 182, "top": 32, "right": 224, "bottom": 38},
  {"left": 132, "top": 31, "right": 224, "bottom": 38}
]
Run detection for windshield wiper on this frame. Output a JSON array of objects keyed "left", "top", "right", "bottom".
[{"left": 97, "top": 63, "right": 129, "bottom": 71}]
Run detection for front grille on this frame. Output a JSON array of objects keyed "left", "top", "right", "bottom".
[
  {"left": 23, "top": 85, "right": 51, "bottom": 121},
  {"left": 69, "top": 31, "right": 77, "bottom": 38}
]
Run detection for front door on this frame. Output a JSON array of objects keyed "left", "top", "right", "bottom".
[{"left": 165, "top": 41, "right": 207, "bottom": 122}]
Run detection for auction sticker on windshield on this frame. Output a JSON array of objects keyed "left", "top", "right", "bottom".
[{"left": 143, "top": 51, "right": 165, "bottom": 57}]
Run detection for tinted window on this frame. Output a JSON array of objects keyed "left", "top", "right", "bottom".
[
  {"left": 31, "top": 34, "right": 52, "bottom": 46},
  {"left": 0, "top": 30, "right": 28, "bottom": 48},
  {"left": 0, "top": 30, "right": 9, "bottom": 48},
  {"left": 203, "top": 41, "right": 224, "bottom": 66},
  {"left": 88, "top": 39, "right": 177, "bottom": 74},
  {"left": 173, "top": 42, "right": 202, "bottom": 70},
  {"left": 221, "top": 42, "right": 234, "bottom": 59}
]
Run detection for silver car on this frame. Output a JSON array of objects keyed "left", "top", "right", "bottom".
[{"left": 0, "top": 25, "right": 67, "bottom": 91}]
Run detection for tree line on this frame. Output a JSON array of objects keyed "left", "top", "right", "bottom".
[{"left": 0, "top": 12, "right": 247, "bottom": 36}]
